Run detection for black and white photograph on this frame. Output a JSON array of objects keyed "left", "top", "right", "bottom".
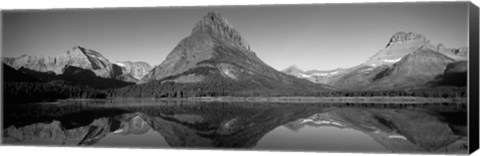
[{"left": 1, "top": 1, "right": 478, "bottom": 155}]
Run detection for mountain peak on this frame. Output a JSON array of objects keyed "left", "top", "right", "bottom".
[
  {"left": 68, "top": 46, "right": 90, "bottom": 56},
  {"left": 364, "top": 31, "right": 431, "bottom": 66},
  {"left": 191, "top": 11, "right": 250, "bottom": 50},
  {"left": 386, "top": 31, "right": 427, "bottom": 47},
  {"left": 193, "top": 11, "right": 232, "bottom": 32},
  {"left": 73, "top": 45, "right": 86, "bottom": 50},
  {"left": 391, "top": 31, "right": 426, "bottom": 40},
  {"left": 67, "top": 46, "right": 107, "bottom": 61},
  {"left": 69, "top": 46, "right": 89, "bottom": 54},
  {"left": 206, "top": 11, "right": 229, "bottom": 24}
]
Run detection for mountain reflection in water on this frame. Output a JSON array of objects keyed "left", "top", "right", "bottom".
[{"left": 2, "top": 100, "right": 468, "bottom": 154}]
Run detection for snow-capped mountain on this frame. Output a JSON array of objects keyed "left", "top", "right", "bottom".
[
  {"left": 282, "top": 31, "right": 468, "bottom": 90},
  {"left": 117, "top": 11, "right": 330, "bottom": 97},
  {"left": 366, "top": 47, "right": 455, "bottom": 90},
  {"left": 364, "top": 32, "right": 430, "bottom": 67},
  {"left": 329, "top": 32, "right": 467, "bottom": 90}
]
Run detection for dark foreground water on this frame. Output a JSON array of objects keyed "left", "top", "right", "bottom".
[{"left": 2, "top": 99, "right": 468, "bottom": 154}]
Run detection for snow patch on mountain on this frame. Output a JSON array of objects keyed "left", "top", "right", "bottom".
[
  {"left": 115, "top": 62, "right": 125, "bottom": 67},
  {"left": 222, "top": 68, "right": 237, "bottom": 79},
  {"left": 383, "top": 58, "right": 402, "bottom": 63},
  {"left": 301, "top": 119, "right": 344, "bottom": 127},
  {"left": 311, "top": 71, "right": 340, "bottom": 76},
  {"left": 218, "top": 63, "right": 238, "bottom": 80},
  {"left": 388, "top": 135, "right": 408, "bottom": 140},
  {"left": 299, "top": 73, "right": 312, "bottom": 78}
]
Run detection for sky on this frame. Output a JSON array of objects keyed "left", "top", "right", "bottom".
[{"left": 2, "top": 2, "right": 469, "bottom": 71}]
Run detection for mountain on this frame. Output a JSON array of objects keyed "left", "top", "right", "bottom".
[
  {"left": 284, "top": 31, "right": 467, "bottom": 91},
  {"left": 3, "top": 63, "right": 107, "bottom": 103},
  {"left": 3, "top": 46, "right": 137, "bottom": 82},
  {"left": 3, "top": 46, "right": 138, "bottom": 89},
  {"left": 367, "top": 47, "right": 455, "bottom": 90},
  {"left": 284, "top": 32, "right": 432, "bottom": 87},
  {"left": 327, "top": 47, "right": 456, "bottom": 91},
  {"left": 116, "top": 11, "right": 330, "bottom": 97},
  {"left": 363, "top": 31, "right": 467, "bottom": 66},
  {"left": 282, "top": 65, "right": 346, "bottom": 84},
  {"left": 115, "top": 61, "right": 152, "bottom": 80},
  {"left": 364, "top": 32, "right": 430, "bottom": 67},
  {"left": 140, "top": 11, "right": 256, "bottom": 82},
  {"left": 326, "top": 64, "right": 390, "bottom": 90},
  {"left": 334, "top": 31, "right": 467, "bottom": 91}
]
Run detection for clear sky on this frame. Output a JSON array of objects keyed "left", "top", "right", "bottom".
[{"left": 2, "top": 2, "right": 469, "bottom": 70}]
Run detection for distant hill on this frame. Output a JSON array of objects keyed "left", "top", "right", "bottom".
[
  {"left": 3, "top": 63, "right": 39, "bottom": 82},
  {"left": 426, "top": 61, "right": 467, "bottom": 87}
]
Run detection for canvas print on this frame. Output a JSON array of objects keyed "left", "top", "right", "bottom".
[{"left": 1, "top": 2, "right": 477, "bottom": 154}]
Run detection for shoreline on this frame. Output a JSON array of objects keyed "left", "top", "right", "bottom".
[
  {"left": 185, "top": 96, "right": 467, "bottom": 103},
  {"left": 14, "top": 96, "right": 466, "bottom": 105}
]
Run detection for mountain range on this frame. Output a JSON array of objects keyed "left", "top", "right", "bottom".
[{"left": 2, "top": 11, "right": 469, "bottom": 98}]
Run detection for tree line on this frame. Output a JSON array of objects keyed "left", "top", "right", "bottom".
[
  {"left": 3, "top": 82, "right": 106, "bottom": 104},
  {"left": 107, "top": 80, "right": 467, "bottom": 99},
  {"left": 4, "top": 79, "right": 466, "bottom": 104}
]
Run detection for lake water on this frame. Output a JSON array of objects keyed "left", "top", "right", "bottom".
[{"left": 2, "top": 99, "right": 468, "bottom": 154}]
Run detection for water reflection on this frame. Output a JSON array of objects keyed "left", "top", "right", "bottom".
[
  {"left": 255, "top": 124, "right": 389, "bottom": 152},
  {"left": 2, "top": 100, "right": 468, "bottom": 154},
  {"left": 95, "top": 115, "right": 169, "bottom": 147}
]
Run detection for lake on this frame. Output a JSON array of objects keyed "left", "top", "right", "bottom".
[{"left": 2, "top": 99, "right": 468, "bottom": 154}]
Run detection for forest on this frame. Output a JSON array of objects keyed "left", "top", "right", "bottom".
[
  {"left": 3, "top": 63, "right": 106, "bottom": 104},
  {"left": 106, "top": 79, "right": 467, "bottom": 99},
  {"left": 3, "top": 82, "right": 106, "bottom": 104}
]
